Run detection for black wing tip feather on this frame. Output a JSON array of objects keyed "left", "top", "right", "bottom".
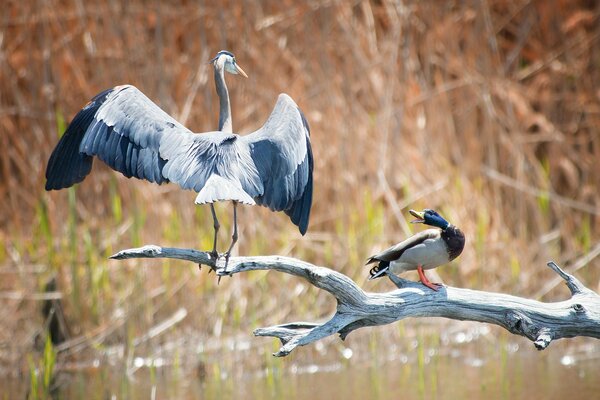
[
  {"left": 286, "top": 127, "right": 313, "bottom": 236},
  {"left": 299, "top": 171, "right": 313, "bottom": 235},
  {"left": 286, "top": 164, "right": 313, "bottom": 235},
  {"left": 284, "top": 184, "right": 311, "bottom": 235},
  {"left": 298, "top": 115, "right": 313, "bottom": 234},
  {"left": 44, "top": 168, "right": 87, "bottom": 191},
  {"left": 45, "top": 87, "right": 116, "bottom": 191}
]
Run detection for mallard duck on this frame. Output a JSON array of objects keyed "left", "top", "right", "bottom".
[{"left": 366, "top": 209, "right": 465, "bottom": 291}]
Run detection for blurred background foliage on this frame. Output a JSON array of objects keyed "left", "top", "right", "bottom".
[{"left": 1, "top": 0, "right": 599, "bottom": 387}]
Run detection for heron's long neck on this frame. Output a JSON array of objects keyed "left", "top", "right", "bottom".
[{"left": 214, "top": 67, "right": 232, "bottom": 133}]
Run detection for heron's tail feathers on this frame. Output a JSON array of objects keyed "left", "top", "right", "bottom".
[
  {"left": 194, "top": 175, "right": 255, "bottom": 205},
  {"left": 45, "top": 88, "right": 114, "bottom": 190},
  {"left": 368, "top": 261, "right": 390, "bottom": 280}
]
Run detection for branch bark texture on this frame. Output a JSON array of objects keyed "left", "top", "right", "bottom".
[{"left": 111, "top": 245, "right": 600, "bottom": 357}]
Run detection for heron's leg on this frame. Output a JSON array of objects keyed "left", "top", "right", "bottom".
[
  {"left": 210, "top": 203, "right": 220, "bottom": 260},
  {"left": 224, "top": 202, "right": 239, "bottom": 264}
]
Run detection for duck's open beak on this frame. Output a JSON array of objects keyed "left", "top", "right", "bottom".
[
  {"left": 409, "top": 209, "right": 425, "bottom": 224},
  {"left": 235, "top": 63, "right": 248, "bottom": 78}
]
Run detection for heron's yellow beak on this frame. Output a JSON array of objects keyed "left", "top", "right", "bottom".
[
  {"left": 235, "top": 63, "right": 248, "bottom": 78},
  {"left": 409, "top": 209, "right": 425, "bottom": 224}
]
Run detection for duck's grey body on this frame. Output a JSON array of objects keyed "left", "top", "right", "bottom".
[{"left": 370, "top": 229, "right": 449, "bottom": 275}]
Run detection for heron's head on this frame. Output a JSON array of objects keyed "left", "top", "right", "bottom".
[
  {"left": 409, "top": 209, "right": 450, "bottom": 230},
  {"left": 210, "top": 50, "right": 248, "bottom": 78}
]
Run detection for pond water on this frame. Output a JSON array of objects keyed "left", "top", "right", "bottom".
[{"left": 5, "top": 322, "right": 599, "bottom": 399}]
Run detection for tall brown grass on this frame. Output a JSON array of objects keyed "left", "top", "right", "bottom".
[{"left": 1, "top": 0, "right": 599, "bottom": 378}]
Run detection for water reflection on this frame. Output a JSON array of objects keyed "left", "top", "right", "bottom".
[{"left": 7, "top": 323, "right": 600, "bottom": 399}]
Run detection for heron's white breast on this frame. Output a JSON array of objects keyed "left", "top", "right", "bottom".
[{"left": 194, "top": 175, "right": 255, "bottom": 205}]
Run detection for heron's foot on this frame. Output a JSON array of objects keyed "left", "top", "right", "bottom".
[
  {"left": 213, "top": 252, "right": 234, "bottom": 285},
  {"left": 209, "top": 249, "right": 220, "bottom": 261},
  {"left": 198, "top": 250, "right": 223, "bottom": 275},
  {"left": 223, "top": 251, "right": 232, "bottom": 270},
  {"left": 204, "top": 250, "right": 221, "bottom": 274}
]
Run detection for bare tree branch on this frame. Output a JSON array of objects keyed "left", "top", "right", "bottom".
[{"left": 111, "top": 245, "right": 600, "bottom": 357}]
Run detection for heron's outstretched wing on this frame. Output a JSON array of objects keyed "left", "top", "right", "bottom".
[
  {"left": 241, "top": 94, "right": 314, "bottom": 235},
  {"left": 45, "top": 85, "right": 262, "bottom": 205},
  {"left": 45, "top": 85, "right": 191, "bottom": 189},
  {"left": 45, "top": 86, "right": 312, "bottom": 233}
]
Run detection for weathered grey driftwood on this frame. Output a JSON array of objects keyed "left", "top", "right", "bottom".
[{"left": 111, "top": 245, "right": 600, "bottom": 357}]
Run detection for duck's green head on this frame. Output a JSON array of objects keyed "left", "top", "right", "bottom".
[{"left": 409, "top": 209, "right": 450, "bottom": 230}]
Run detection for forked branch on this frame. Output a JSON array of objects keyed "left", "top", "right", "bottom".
[{"left": 111, "top": 245, "right": 600, "bottom": 357}]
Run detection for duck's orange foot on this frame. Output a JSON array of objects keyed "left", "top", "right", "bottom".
[
  {"left": 421, "top": 280, "right": 441, "bottom": 291},
  {"left": 417, "top": 265, "right": 441, "bottom": 291}
]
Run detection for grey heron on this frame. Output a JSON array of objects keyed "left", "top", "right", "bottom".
[
  {"left": 366, "top": 209, "right": 465, "bottom": 290},
  {"left": 45, "top": 50, "right": 313, "bottom": 263}
]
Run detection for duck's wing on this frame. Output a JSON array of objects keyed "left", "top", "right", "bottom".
[
  {"left": 240, "top": 94, "right": 313, "bottom": 235},
  {"left": 366, "top": 230, "right": 440, "bottom": 264}
]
